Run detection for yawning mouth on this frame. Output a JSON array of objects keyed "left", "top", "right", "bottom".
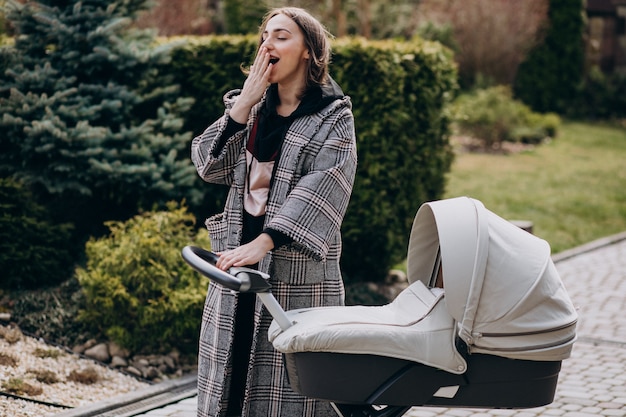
[{"left": 269, "top": 57, "right": 279, "bottom": 65}]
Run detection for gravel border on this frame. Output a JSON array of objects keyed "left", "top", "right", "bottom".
[{"left": 0, "top": 326, "right": 150, "bottom": 417}]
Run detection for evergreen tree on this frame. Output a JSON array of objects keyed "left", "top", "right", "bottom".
[
  {"left": 513, "top": 0, "right": 585, "bottom": 113},
  {"left": 0, "top": 0, "right": 199, "bottom": 236}
]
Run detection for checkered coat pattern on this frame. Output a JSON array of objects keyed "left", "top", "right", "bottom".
[{"left": 191, "top": 87, "right": 357, "bottom": 417}]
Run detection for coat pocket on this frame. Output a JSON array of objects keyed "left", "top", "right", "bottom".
[
  {"left": 205, "top": 212, "right": 228, "bottom": 253},
  {"left": 271, "top": 245, "right": 326, "bottom": 285}
]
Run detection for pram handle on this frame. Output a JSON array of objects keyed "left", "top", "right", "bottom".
[
  {"left": 181, "top": 246, "right": 272, "bottom": 293},
  {"left": 182, "top": 246, "right": 294, "bottom": 330}
]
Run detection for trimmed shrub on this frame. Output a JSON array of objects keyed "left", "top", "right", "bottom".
[
  {"left": 0, "top": 178, "right": 74, "bottom": 289},
  {"left": 451, "top": 86, "right": 561, "bottom": 147},
  {"left": 75, "top": 202, "right": 211, "bottom": 354},
  {"left": 165, "top": 36, "right": 458, "bottom": 283}
]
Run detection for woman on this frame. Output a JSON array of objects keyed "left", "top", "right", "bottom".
[{"left": 191, "top": 7, "right": 357, "bottom": 417}]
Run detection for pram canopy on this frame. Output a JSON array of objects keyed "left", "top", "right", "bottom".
[
  {"left": 407, "top": 197, "right": 577, "bottom": 361},
  {"left": 269, "top": 197, "right": 577, "bottom": 372}
]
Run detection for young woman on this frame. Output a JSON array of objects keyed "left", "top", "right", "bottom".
[{"left": 191, "top": 7, "right": 357, "bottom": 417}]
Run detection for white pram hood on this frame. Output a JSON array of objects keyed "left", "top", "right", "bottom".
[
  {"left": 269, "top": 197, "right": 577, "bottom": 374},
  {"left": 407, "top": 197, "right": 577, "bottom": 361}
]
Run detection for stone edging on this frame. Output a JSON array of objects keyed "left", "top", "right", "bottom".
[
  {"left": 551, "top": 230, "right": 626, "bottom": 263},
  {"left": 52, "top": 373, "right": 197, "bottom": 417}
]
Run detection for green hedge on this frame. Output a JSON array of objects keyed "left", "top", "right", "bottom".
[{"left": 164, "top": 36, "right": 457, "bottom": 283}]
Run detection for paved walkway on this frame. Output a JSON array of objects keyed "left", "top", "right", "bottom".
[{"left": 137, "top": 234, "right": 626, "bottom": 417}]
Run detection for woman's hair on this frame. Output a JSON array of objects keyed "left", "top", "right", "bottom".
[{"left": 256, "top": 7, "right": 332, "bottom": 88}]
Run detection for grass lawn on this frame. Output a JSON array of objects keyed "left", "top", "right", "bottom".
[{"left": 443, "top": 121, "right": 626, "bottom": 254}]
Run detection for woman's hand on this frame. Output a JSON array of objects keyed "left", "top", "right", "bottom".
[
  {"left": 215, "top": 233, "right": 274, "bottom": 271},
  {"left": 229, "top": 47, "right": 273, "bottom": 124}
]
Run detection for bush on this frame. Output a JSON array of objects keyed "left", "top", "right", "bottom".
[
  {"left": 514, "top": 0, "right": 585, "bottom": 113},
  {"left": 451, "top": 86, "right": 561, "bottom": 147},
  {"left": 569, "top": 67, "right": 626, "bottom": 120},
  {"left": 165, "top": 36, "right": 458, "bottom": 283},
  {"left": 0, "top": 178, "right": 75, "bottom": 290},
  {"left": 75, "top": 202, "right": 211, "bottom": 354}
]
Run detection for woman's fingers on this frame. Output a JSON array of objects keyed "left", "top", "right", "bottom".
[
  {"left": 248, "top": 48, "right": 269, "bottom": 81},
  {"left": 253, "top": 47, "right": 270, "bottom": 73},
  {"left": 253, "top": 48, "right": 273, "bottom": 82},
  {"left": 228, "top": 47, "right": 272, "bottom": 126},
  {"left": 238, "top": 48, "right": 272, "bottom": 106},
  {"left": 215, "top": 249, "right": 249, "bottom": 270},
  {"left": 215, "top": 235, "right": 273, "bottom": 271}
]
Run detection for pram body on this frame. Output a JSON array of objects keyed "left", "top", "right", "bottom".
[{"left": 183, "top": 197, "right": 577, "bottom": 417}]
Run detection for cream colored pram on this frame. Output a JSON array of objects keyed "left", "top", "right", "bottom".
[{"left": 183, "top": 197, "right": 577, "bottom": 417}]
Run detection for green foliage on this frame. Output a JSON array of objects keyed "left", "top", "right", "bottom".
[
  {"left": 0, "top": 178, "right": 75, "bottom": 289},
  {"left": 0, "top": 0, "right": 200, "bottom": 240},
  {"left": 415, "top": 22, "right": 458, "bottom": 54},
  {"left": 75, "top": 202, "right": 211, "bottom": 354},
  {"left": 514, "top": 0, "right": 585, "bottom": 113},
  {"left": 451, "top": 86, "right": 561, "bottom": 147},
  {"left": 570, "top": 66, "right": 626, "bottom": 120}
]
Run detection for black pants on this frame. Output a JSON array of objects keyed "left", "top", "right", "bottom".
[
  {"left": 225, "top": 291, "right": 256, "bottom": 416},
  {"left": 226, "top": 211, "right": 263, "bottom": 416}
]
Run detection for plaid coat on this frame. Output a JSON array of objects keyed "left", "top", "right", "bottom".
[{"left": 191, "top": 86, "right": 357, "bottom": 417}]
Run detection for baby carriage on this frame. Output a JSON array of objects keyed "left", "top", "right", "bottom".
[{"left": 182, "top": 197, "right": 578, "bottom": 417}]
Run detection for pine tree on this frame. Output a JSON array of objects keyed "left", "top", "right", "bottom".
[{"left": 0, "top": 0, "right": 199, "bottom": 236}]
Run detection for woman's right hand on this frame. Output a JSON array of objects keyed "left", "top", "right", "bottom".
[{"left": 229, "top": 47, "right": 273, "bottom": 124}]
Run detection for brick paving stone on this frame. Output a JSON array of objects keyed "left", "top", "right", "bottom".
[
  {"left": 542, "top": 410, "right": 566, "bottom": 416},
  {"left": 603, "top": 410, "right": 626, "bottom": 417},
  {"left": 402, "top": 408, "right": 440, "bottom": 416}
]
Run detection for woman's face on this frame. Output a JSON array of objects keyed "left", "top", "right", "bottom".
[{"left": 261, "top": 13, "right": 310, "bottom": 86}]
